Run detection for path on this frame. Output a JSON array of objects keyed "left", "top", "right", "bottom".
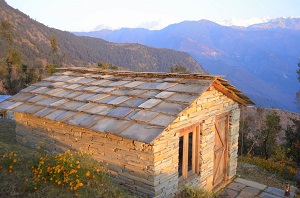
[{"left": 220, "top": 178, "right": 297, "bottom": 198}]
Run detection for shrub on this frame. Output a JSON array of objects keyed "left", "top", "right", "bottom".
[{"left": 177, "top": 185, "right": 218, "bottom": 198}]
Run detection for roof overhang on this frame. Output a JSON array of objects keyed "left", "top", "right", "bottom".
[{"left": 212, "top": 79, "right": 255, "bottom": 106}]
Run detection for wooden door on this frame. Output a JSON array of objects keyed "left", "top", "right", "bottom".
[{"left": 213, "top": 113, "right": 228, "bottom": 187}]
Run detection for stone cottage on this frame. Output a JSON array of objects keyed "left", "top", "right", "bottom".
[{"left": 0, "top": 68, "right": 254, "bottom": 197}]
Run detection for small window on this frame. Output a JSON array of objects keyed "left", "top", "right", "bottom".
[
  {"left": 178, "top": 123, "right": 200, "bottom": 180},
  {"left": 0, "top": 112, "right": 6, "bottom": 118}
]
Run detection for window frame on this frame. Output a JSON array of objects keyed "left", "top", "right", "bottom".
[{"left": 178, "top": 122, "right": 201, "bottom": 181}]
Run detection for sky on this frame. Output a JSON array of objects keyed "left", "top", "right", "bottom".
[{"left": 5, "top": 0, "right": 300, "bottom": 32}]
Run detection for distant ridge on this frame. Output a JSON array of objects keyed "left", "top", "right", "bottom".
[
  {"left": 0, "top": 0, "right": 204, "bottom": 73},
  {"left": 248, "top": 18, "right": 300, "bottom": 30},
  {"left": 73, "top": 18, "right": 300, "bottom": 112}
]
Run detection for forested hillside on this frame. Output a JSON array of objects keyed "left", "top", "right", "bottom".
[
  {"left": 0, "top": 0, "right": 204, "bottom": 94},
  {"left": 239, "top": 107, "right": 300, "bottom": 164}
]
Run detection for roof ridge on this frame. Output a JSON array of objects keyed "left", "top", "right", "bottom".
[{"left": 58, "top": 67, "right": 224, "bottom": 80}]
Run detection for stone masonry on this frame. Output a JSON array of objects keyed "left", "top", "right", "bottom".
[{"left": 14, "top": 85, "right": 240, "bottom": 197}]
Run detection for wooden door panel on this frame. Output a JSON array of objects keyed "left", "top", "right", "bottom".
[{"left": 213, "top": 114, "right": 228, "bottom": 187}]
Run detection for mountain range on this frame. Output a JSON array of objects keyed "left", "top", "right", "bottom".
[
  {"left": 73, "top": 18, "right": 300, "bottom": 113},
  {"left": 0, "top": 0, "right": 203, "bottom": 74},
  {"left": 1, "top": 0, "right": 299, "bottom": 112}
]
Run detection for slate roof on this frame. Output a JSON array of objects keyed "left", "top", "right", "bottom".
[
  {"left": 0, "top": 95, "right": 11, "bottom": 103},
  {"left": 0, "top": 68, "right": 254, "bottom": 143}
]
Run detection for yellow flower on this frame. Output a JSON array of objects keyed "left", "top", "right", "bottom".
[
  {"left": 86, "top": 171, "right": 90, "bottom": 177},
  {"left": 77, "top": 165, "right": 81, "bottom": 169},
  {"left": 69, "top": 169, "right": 77, "bottom": 174},
  {"left": 9, "top": 165, "right": 13, "bottom": 169},
  {"left": 13, "top": 159, "right": 17, "bottom": 163},
  {"left": 34, "top": 187, "right": 38, "bottom": 191}
]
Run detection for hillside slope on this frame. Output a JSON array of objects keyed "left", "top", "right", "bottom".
[
  {"left": 73, "top": 19, "right": 300, "bottom": 112},
  {"left": 0, "top": 0, "right": 204, "bottom": 73}
]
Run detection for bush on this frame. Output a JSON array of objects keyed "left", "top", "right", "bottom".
[{"left": 177, "top": 185, "right": 218, "bottom": 198}]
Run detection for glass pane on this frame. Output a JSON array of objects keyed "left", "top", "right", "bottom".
[
  {"left": 188, "top": 132, "right": 193, "bottom": 172},
  {"left": 178, "top": 136, "right": 183, "bottom": 177}
]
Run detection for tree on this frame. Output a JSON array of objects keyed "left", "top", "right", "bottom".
[
  {"left": 258, "top": 112, "right": 281, "bottom": 159},
  {"left": 46, "top": 36, "right": 59, "bottom": 76},
  {"left": 296, "top": 60, "right": 300, "bottom": 109},
  {"left": 285, "top": 119, "right": 300, "bottom": 165},
  {"left": 97, "top": 62, "right": 118, "bottom": 70},
  {"left": 170, "top": 65, "right": 189, "bottom": 73},
  {"left": 0, "top": 20, "right": 25, "bottom": 94},
  {"left": 0, "top": 20, "right": 13, "bottom": 45},
  {"left": 238, "top": 113, "right": 256, "bottom": 156},
  {"left": 50, "top": 37, "right": 58, "bottom": 53},
  {"left": 5, "top": 48, "right": 24, "bottom": 94}
]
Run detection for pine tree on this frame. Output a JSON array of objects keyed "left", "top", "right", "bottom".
[
  {"left": 258, "top": 112, "right": 281, "bottom": 159},
  {"left": 285, "top": 119, "right": 300, "bottom": 165},
  {"left": 0, "top": 20, "right": 25, "bottom": 94}
]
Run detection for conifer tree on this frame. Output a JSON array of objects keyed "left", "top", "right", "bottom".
[
  {"left": 285, "top": 119, "right": 300, "bottom": 165},
  {"left": 258, "top": 112, "right": 281, "bottom": 159}
]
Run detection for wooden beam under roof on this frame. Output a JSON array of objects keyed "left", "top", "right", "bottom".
[{"left": 212, "top": 80, "right": 255, "bottom": 106}]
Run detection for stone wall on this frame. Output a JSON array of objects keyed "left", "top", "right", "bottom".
[
  {"left": 151, "top": 86, "right": 240, "bottom": 197},
  {"left": 14, "top": 112, "right": 156, "bottom": 197},
  {"left": 0, "top": 118, "right": 16, "bottom": 144}
]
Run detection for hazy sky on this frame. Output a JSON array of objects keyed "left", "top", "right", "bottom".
[{"left": 5, "top": 0, "right": 300, "bottom": 32}]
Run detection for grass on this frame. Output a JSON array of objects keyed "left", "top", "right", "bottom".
[
  {"left": 0, "top": 141, "right": 134, "bottom": 198},
  {"left": 176, "top": 185, "right": 219, "bottom": 198},
  {"left": 3, "top": 142, "right": 299, "bottom": 198},
  {"left": 239, "top": 156, "right": 298, "bottom": 185},
  {"left": 2, "top": 141, "right": 298, "bottom": 198},
  {"left": 237, "top": 156, "right": 300, "bottom": 197},
  {"left": 0, "top": 139, "right": 220, "bottom": 198}
]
